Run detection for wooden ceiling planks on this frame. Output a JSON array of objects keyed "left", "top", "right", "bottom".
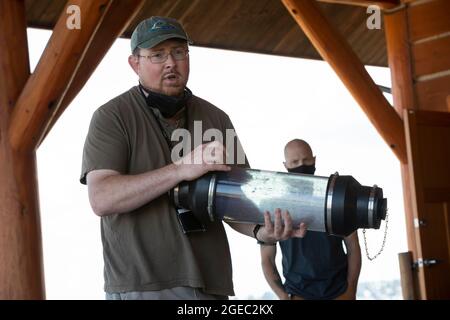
[
  {"left": 181, "top": 0, "right": 235, "bottom": 46},
  {"left": 24, "top": 0, "right": 388, "bottom": 66},
  {"left": 24, "top": 0, "right": 53, "bottom": 28},
  {"left": 196, "top": 0, "right": 245, "bottom": 47},
  {"left": 235, "top": 1, "right": 289, "bottom": 52},
  {"left": 38, "top": 0, "right": 66, "bottom": 26}
]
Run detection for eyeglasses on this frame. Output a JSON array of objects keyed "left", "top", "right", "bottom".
[{"left": 137, "top": 47, "right": 189, "bottom": 64}]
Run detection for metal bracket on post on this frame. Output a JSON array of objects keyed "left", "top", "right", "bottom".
[
  {"left": 413, "top": 258, "right": 441, "bottom": 269},
  {"left": 414, "top": 218, "right": 427, "bottom": 228}
]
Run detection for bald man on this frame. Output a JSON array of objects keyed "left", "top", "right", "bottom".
[{"left": 260, "top": 139, "right": 362, "bottom": 300}]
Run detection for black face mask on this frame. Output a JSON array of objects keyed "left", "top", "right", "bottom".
[
  {"left": 139, "top": 84, "right": 192, "bottom": 118},
  {"left": 288, "top": 164, "right": 316, "bottom": 175}
]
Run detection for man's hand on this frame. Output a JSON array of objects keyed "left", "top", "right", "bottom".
[
  {"left": 174, "top": 141, "right": 231, "bottom": 181},
  {"left": 257, "top": 208, "right": 307, "bottom": 243}
]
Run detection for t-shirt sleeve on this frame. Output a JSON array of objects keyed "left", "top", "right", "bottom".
[{"left": 80, "top": 107, "right": 129, "bottom": 185}]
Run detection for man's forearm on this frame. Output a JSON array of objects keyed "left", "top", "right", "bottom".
[
  {"left": 89, "top": 163, "right": 182, "bottom": 216},
  {"left": 261, "top": 261, "right": 288, "bottom": 299},
  {"left": 346, "top": 251, "right": 362, "bottom": 292},
  {"left": 347, "top": 244, "right": 361, "bottom": 294},
  {"left": 344, "top": 232, "right": 362, "bottom": 294}
]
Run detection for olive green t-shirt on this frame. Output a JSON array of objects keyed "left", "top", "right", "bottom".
[{"left": 80, "top": 86, "right": 247, "bottom": 296}]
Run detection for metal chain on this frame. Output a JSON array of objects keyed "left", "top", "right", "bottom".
[{"left": 362, "top": 211, "right": 389, "bottom": 261}]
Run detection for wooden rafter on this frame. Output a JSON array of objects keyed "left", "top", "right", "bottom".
[
  {"left": 8, "top": 0, "right": 113, "bottom": 154},
  {"left": 317, "top": 0, "right": 400, "bottom": 9},
  {"left": 41, "top": 0, "right": 146, "bottom": 144},
  {"left": 282, "top": 0, "right": 408, "bottom": 163}
]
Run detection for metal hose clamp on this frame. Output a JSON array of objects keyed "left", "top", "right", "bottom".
[
  {"left": 367, "top": 184, "right": 377, "bottom": 227},
  {"left": 326, "top": 172, "right": 339, "bottom": 234},
  {"left": 207, "top": 174, "right": 217, "bottom": 222}
]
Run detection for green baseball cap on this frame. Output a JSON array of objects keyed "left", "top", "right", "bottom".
[{"left": 130, "top": 16, "right": 193, "bottom": 53}]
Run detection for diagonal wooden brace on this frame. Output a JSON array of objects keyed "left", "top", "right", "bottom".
[
  {"left": 282, "top": 0, "right": 407, "bottom": 163},
  {"left": 8, "top": 0, "right": 113, "bottom": 154}
]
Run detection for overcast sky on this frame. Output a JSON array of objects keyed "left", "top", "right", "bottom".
[{"left": 30, "top": 27, "right": 407, "bottom": 300}]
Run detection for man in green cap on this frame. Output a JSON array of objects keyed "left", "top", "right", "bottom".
[{"left": 80, "top": 16, "right": 306, "bottom": 300}]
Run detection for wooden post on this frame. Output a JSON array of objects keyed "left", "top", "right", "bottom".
[
  {"left": 41, "top": 0, "right": 146, "bottom": 143},
  {"left": 384, "top": 7, "right": 423, "bottom": 299},
  {"left": 281, "top": 0, "right": 408, "bottom": 163},
  {"left": 388, "top": 1, "right": 450, "bottom": 299},
  {"left": 8, "top": 0, "right": 113, "bottom": 154},
  {"left": 0, "top": 0, "right": 45, "bottom": 299},
  {"left": 398, "top": 251, "right": 416, "bottom": 300},
  {"left": 384, "top": 6, "right": 419, "bottom": 272},
  {"left": 384, "top": 8, "right": 416, "bottom": 119}
]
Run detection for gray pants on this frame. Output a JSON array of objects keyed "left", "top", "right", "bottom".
[{"left": 106, "top": 286, "right": 228, "bottom": 300}]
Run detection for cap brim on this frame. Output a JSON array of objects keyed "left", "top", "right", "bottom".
[{"left": 137, "top": 34, "right": 193, "bottom": 49}]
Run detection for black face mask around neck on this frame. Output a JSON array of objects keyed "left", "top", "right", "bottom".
[
  {"left": 287, "top": 164, "right": 316, "bottom": 175},
  {"left": 139, "top": 84, "right": 192, "bottom": 118}
]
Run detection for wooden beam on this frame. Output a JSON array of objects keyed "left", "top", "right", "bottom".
[
  {"left": 384, "top": 8, "right": 416, "bottom": 117},
  {"left": 0, "top": 1, "right": 45, "bottom": 299},
  {"left": 282, "top": 0, "right": 408, "bottom": 163},
  {"left": 40, "top": 0, "right": 146, "bottom": 144},
  {"left": 384, "top": 7, "right": 419, "bottom": 269},
  {"left": 317, "top": 0, "right": 400, "bottom": 10},
  {"left": 0, "top": 0, "right": 30, "bottom": 116},
  {"left": 6, "top": 152, "right": 44, "bottom": 299},
  {"left": 447, "top": 95, "right": 450, "bottom": 111},
  {"left": 8, "top": 0, "right": 113, "bottom": 154},
  {"left": 398, "top": 251, "right": 417, "bottom": 299}
]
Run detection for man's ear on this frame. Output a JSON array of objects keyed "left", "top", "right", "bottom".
[
  {"left": 313, "top": 156, "right": 316, "bottom": 165},
  {"left": 128, "top": 55, "right": 139, "bottom": 75},
  {"left": 283, "top": 161, "right": 287, "bottom": 169}
]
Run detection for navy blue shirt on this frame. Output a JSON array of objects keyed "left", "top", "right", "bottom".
[{"left": 279, "top": 231, "right": 348, "bottom": 299}]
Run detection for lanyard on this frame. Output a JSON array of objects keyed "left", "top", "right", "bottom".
[
  {"left": 138, "top": 87, "right": 206, "bottom": 233},
  {"left": 139, "top": 85, "right": 189, "bottom": 156}
]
